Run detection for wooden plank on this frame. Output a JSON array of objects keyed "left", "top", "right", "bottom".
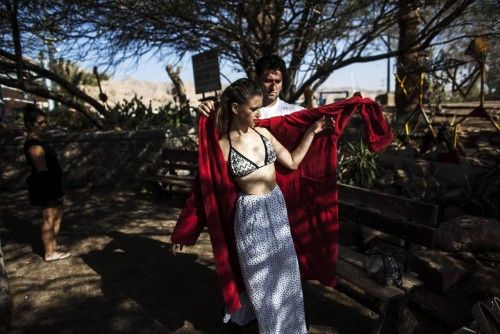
[
  {"left": 167, "top": 162, "right": 198, "bottom": 171},
  {"left": 335, "top": 277, "right": 381, "bottom": 312},
  {"left": 338, "top": 183, "right": 439, "bottom": 227},
  {"left": 339, "top": 202, "right": 435, "bottom": 247},
  {"left": 339, "top": 246, "right": 423, "bottom": 293},
  {"left": 336, "top": 258, "right": 404, "bottom": 302},
  {"left": 142, "top": 175, "right": 194, "bottom": 187},
  {"left": 162, "top": 149, "right": 198, "bottom": 162}
]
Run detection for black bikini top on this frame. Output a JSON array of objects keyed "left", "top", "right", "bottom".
[{"left": 228, "top": 128, "right": 277, "bottom": 177}]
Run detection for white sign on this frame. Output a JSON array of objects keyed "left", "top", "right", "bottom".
[{"left": 192, "top": 50, "right": 222, "bottom": 95}]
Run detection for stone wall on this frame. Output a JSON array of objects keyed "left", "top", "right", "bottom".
[{"left": 0, "top": 128, "right": 197, "bottom": 191}]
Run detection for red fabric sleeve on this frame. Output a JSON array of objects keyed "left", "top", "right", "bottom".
[
  {"left": 265, "top": 96, "right": 392, "bottom": 152},
  {"left": 170, "top": 174, "right": 207, "bottom": 245},
  {"left": 358, "top": 103, "right": 394, "bottom": 152}
]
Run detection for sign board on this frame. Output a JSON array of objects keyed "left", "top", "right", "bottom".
[{"left": 191, "top": 50, "right": 222, "bottom": 95}]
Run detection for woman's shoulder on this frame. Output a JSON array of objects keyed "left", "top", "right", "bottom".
[
  {"left": 255, "top": 126, "right": 272, "bottom": 138},
  {"left": 27, "top": 144, "right": 45, "bottom": 158}
]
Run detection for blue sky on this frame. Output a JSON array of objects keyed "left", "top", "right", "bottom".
[{"left": 113, "top": 53, "right": 393, "bottom": 92}]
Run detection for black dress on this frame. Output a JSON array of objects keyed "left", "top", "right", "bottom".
[{"left": 24, "top": 138, "right": 64, "bottom": 207}]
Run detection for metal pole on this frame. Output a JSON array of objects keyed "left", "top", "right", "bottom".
[
  {"left": 479, "top": 61, "right": 485, "bottom": 108},
  {"left": 387, "top": 35, "right": 391, "bottom": 94},
  {"left": 0, "top": 84, "right": 5, "bottom": 124},
  {"left": 39, "top": 50, "right": 55, "bottom": 111}
]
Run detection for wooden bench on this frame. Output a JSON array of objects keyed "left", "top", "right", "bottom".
[
  {"left": 143, "top": 149, "right": 439, "bottom": 333},
  {"left": 337, "top": 183, "right": 438, "bottom": 334},
  {"left": 140, "top": 149, "right": 198, "bottom": 199}
]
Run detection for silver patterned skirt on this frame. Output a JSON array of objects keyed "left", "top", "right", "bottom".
[{"left": 224, "top": 185, "right": 307, "bottom": 334}]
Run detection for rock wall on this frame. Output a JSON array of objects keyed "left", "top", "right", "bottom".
[{"left": 0, "top": 128, "right": 197, "bottom": 191}]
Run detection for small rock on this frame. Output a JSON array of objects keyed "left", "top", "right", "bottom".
[
  {"left": 375, "top": 170, "right": 394, "bottom": 189},
  {"left": 395, "top": 169, "right": 409, "bottom": 180},
  {"left": 413, "top": 161, "right": 431, "bottom": 177}
]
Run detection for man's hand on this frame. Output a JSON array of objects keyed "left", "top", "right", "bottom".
[
  {"left": 172, "top": 243, "right": 184, "bottom": 255},
  {"left": 198, "top": 100, "right": 217, "bottom": 117}
]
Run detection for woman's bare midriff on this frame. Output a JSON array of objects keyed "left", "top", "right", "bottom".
[{"left": 234, "top": 164, "right": 277, "bottom": 195}]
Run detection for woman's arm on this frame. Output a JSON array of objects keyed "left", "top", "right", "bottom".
[
  {"left": 28, "top": 145, "right": 48, "bottom": 172},
  {"left": 258, "top": 116, "right": 328, "bottom": 170}
]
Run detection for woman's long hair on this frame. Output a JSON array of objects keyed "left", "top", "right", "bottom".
[{"left": 216, "top": 78, "right": 262, "bottom": 134}]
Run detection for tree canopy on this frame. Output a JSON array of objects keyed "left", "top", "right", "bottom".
[
  {"left": 1, "top": 0, "right": 499, "bottom": 120},
  {"left": 52, "top": 0, "right": 497, "bottom": 100}
]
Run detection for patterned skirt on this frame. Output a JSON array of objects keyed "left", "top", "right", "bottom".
[{"left": 224, "top": 185, "right": 307, "bottom": 334}]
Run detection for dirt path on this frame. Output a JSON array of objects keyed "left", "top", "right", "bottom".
[{"left": 0, "top": 189, "right": 376, "bottom": 333}]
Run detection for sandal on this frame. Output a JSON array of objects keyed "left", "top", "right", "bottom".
[
  {"left": 451, "top": 322, "right": 478, "bottom": 334},
  {"left": 45, "top": 252, "right": 71, "bottom": 262}
]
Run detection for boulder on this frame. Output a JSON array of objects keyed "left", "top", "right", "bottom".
[
  {"left": 434, "top": 215, "right": 500, "bottom": 252},
  {"left": 408, "top": 248, "right": 471, "bottom": 293}
]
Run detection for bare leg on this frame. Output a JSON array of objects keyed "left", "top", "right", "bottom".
[
  {"left": 52, "top": 203, "right": 63, "bottom": 250},
  {"left": 41, "top": 207, "right": 56, "bottom": 259},
  {"left": 42, "top": 206, "right": 69, "bottom": 261}
]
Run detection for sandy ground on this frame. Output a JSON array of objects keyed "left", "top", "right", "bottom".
[{"left": 0, "top": 189, "right": 378, "bottom": 334}]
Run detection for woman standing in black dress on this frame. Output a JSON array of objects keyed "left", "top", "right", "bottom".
[{"left": 23, "top": 105, "right": 69, "bottom": 261}]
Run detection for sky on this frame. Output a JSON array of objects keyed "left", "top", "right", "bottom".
[{"left": 113, "top": 53, "right": 394, "bottom": 93}]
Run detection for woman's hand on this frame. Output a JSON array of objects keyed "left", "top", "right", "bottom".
[
  {"left": 171, "top": 243, "right": 184, "bottom": 255},
  {"left": 307, "top": 116, "right": 335, "bottom": 135},
  {"left": 197, "top": 99, "right": 220, "bottom": 117}
]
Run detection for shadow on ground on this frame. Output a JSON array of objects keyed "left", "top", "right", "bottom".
[
  {"left": 1, "top": 189, "right": 377, "bottom": 333},
  {"left": 1, "top": 214, "right": 44, "bottom": 257},
  {"left": 81, "top": 231, "right": 232, "bottom": 333}
]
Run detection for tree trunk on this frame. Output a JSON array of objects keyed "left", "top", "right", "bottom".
[
  {"left": 166, "top": 65, "right": 188, "bottom": 108},
  {"left": 303, "top": 87, "right": 314, "bottom": 109},
  {"left": 395, "top": 1, "right": 421, "bottom": 124}
]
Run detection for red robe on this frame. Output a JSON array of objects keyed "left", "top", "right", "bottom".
[{"left": 171, "top": 96, "right": 393, "bottom": 313}]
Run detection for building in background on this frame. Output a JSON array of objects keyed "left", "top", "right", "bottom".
[{"left": 0, "top": 85, "right": 47, "bottom": 124}]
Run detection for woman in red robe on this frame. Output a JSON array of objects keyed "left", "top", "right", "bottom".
[{"left": 173, "top": 78, "right": 328, "bottom": 333}]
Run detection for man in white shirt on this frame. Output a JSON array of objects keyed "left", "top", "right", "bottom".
[
  {"left": 194, "top": 55, "right": 334, "bottom": 332},
  {"left": 198, "top": 55, "right": 304, "bottom": 118}
]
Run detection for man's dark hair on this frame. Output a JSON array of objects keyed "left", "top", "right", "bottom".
[
  {"left": 255, "top": 55, "right": 288, "bottom": 79},
  {"left": 23, "top": 104, "right": 45, "bottom": 130}
]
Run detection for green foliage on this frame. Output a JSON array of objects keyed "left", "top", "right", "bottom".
[
  {"left": 45, "top": 95, "right": 195, "bottom": 131},
  {"left": 338, "top": 140, "right": 378, "bottom": 189},
  {"left": 401, "top": 171, "right": 449, "bottom": 202},
  {"left": 46, "top": 106, "right": 96, "bottom": 131},
  {"left": 50, "top": 58, "right": 109, "bottom": 88},
  {"left": 105, "top": 95, "right": 195, "bottom": 130}
]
